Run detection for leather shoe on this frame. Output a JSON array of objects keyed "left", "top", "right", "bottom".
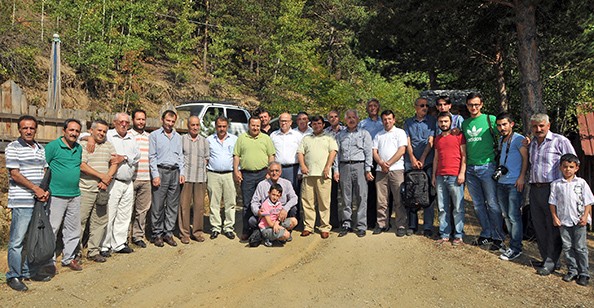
[
  {"left": 29, "top": 275, "right": 52, "bottom": 282},
  {"left": 321, "top": 232, "right": 330, "bottom": 239},
  {"left": 181, "top": 237, "right": 190, "bottom": 244},
  {"left": 338, "top": 227, "right": 350, "bottom": 237},
  {"left": 87, "top": 254, "right": 107, "bottom": 263},
  {"left": 536, "top": 267, "right": 552, "bottom": 276},
  {"left": 193, "top": 235, "right": 205, "bottom": 242},
  {"left": 562, "top": 272, "right": 578, "bottom": 282},
  {"left": 223, "top": 231, "right": 236, "bottom": 240},
  {"left": 133, "top": 240, "right": 146, "bottom": 248},
  {"left": 372, "top": 226, "right": 383, "bottom": 235},
  {"left": 301, "top": 230, "right": 312, "bottom": 237},
  {"left": 7, "top": 277, "right": 28, "bottom": 291},
  {"left": 355, "top": 230, "right": 366, "bottom": 237},
  {"left": 100, "top": 250, "right": 112, "bottom": 258},
  {"left": 210, "top": 231, "right": 220, "bottom": 239},
  {"left": 154, "top": 236, "right": 164, "bottom": 247},
  {"left": 115, "top": 245, "right": 134, "bottom": 253},
  {"left": 64, "top": 259, "right": 83, "bottom": 271},
  {"left": 577, "top": 275, "right": 590, "bottom": 286},
  {"left": 163, "top": 235, "right": 177, "bottom": 247}
]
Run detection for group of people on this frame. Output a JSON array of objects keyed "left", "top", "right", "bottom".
[{"left": 5, "top": 92, "right": 592, "bottom": 292}]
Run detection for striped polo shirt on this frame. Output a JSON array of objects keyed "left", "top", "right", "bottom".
[
  {"left": 6, "top": 138, "right": 48, "bottom": 208},
  {"left": 130, "top": 129, "right": 150, "bottom": 181}
]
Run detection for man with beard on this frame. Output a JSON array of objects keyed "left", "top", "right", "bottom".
[
  {"left": 257, "top": 108, "right": 273, "bottom": 135},
  {"left": 129, "top": 109, "right": 152, "bottom": 248},
  {"left": 432, "top": 112, "right": 466, "bottom": 246}
]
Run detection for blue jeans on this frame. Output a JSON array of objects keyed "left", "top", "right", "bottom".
[
  {"left": 560, "top": 225, "right": 589, "bottom": 277},
  {"left": 436, "top": 175, "right": 465, "bottom": 239},
  {"left": 466, "top": 163, "right": 504, "bottom": 241},
  {"left": 6, "top": 208, "right": 37, "bottom": 279},
  {"left": 497, "top": 183, "right": 523, "bottom": 252}
]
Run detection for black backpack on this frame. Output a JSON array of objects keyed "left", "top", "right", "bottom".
[
  {"left": 401, "top": 169, "right": 431, "bottom": 211},
  {"left": 25, "top": 170, "right": 56, "bottom": 266}
]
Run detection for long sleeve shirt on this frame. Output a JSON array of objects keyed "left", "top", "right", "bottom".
[{"left": 149, "top": 127, "right": 184, "bottom": 178}]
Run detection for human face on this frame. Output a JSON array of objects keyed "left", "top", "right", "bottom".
[
  {"left": 437, "top": 116, "right": 451, "bottom": 132},
  {"left": 259, "top": 112, "right": 270, "bottom": 127},
  {"left": 279, "top": 113, "right": 292, "bottom": 133},
  {"left": 366, "top": 101, "right": 379, "bottom": 118},
  {"left": 132, "top": 111, "right": 146, "bottom": 132},
  {"left": 496, "top": 118, "right": 514, "bottom": 137},
  {"left": 162, "top": 114, "right": 177, "bottom": 133},
  {"left": 114, "top": 114, "right": 130, "bottom": 136},
  {"left": 328, "top": 111, "right": 340, "bottom": 127},
  {"left": 296, "top": 114, "right": 309, "bottom": 131},
  {"left": 268, "top": 164, "right": 282, "bottom": 182},
  {"left": 311, "top": 119, "right": 325, "bottom": 135},
  {"left": 415, "top": 99, "right": 428, "bottom": 118},
  {"left": 381, "top": 113, "right": 395, "bottom": 131},
  {"left": 63, "top": 121, "right": 81, "bottom": 145},
  {"left": 530, "top": 120, "right": 550, "bottom": 141},
  {"left": 560, "top": 161, "right": 579, "bottom": 180},
  {"left": 187, "top": 117, "right": 200, "bottom": 137},
  {"left": 215, "top": 119, "right": 228, "bottom": 138},
  {"left": 18, "top": 119, "right": 37, "bottom": 145},
  {"left": 249, "top": 118, "right": 261, "bottom": 137},
  {"left": 269, "top": 189, "right": 282, "bottom": 203},
  {"left": 436, "top": 99, "right": 451, "bottom": 113},
  {"left": 91, "top": 123, "right": 108, "bottom": 143},
  {"left": 345, "top": 111, "right": 358, "bottom": 130},
  {"left": 466, "top": 97, "right": 483, "bottom": 117}
]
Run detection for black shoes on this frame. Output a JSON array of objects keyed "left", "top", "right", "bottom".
[
  {"left": 7, "top": 277, "right": 28, "bottom": 292},
  {"left": 163, "top": 235, "right": 177, "bottom": 246},
  {"left": 223, "top": 231, "right": 236, "bottom": 240},
  {"left": 338, "top": 227, "right": 350, "bottom": 237},
  {"left": 133, "top": 239, "right": 146, "bottom": 248},
  {"left": 577, "top": 275, "right": 590, "bottom": 286},
  {"left": 154, "top": 236, "right": 164, "bottom": 247},
  {"left": 423, "top": 229, "right": 434, "bottom": 238},
  {"left": 115, "top": 245, "right": 134, "bottom": 254},
  {"left": 100, "top": 250, "right": 112, "bottom": 258},
  {"left": 562, "top": 272, "right": 578, "bottom": 282},
  {"left": 88, "top": 254, "right": 107, "bottom": 263},
  {"left": 210, "top": 231, "right": 220, "bottom": 239},
  {"left": 536, "top": 267, "right": 552, "bottom": 276},
  {"left": 355, "top": 229, "right": 366, "bottom": 237},
  {"left": 248, "top": 229, "right": 262, "bottom": 247},
  {"left": 396, "top": 228, "right": 406, "bottom": 237}
]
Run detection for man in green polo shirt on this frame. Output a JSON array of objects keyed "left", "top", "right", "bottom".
[
  {"left": 233, "top": 116, "right": 275, "bottom": 240},
  {"left": 45, "top": 118, "right": 84, "bottom": 271}
]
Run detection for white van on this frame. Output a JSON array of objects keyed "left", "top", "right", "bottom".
[{"left": 176, "top": 101, "right": 251, "bottom": 136}]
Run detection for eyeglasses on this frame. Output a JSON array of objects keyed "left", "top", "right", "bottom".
[
  {"left": 467, "top": 103, "right": 481, "bottom": 108},
  {"left": 416, "top": 104, "right": 428, "bottom": 108}
]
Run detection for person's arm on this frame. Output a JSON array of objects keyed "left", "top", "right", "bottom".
[
  {"left": 386, "top": 146, "right": 406, "bottom": 166},
  {"left": 550, "top": 204, "right": 561, "bottom": 227},
  {"left": 80, "top": 162, "right": 113, "bottom": 186},
  {"left": 516, "top": 143, "right": 529, "bottom": 192},
  {"left": 9, "top": 168, "right": 49, "bottom": 201},
  {"left": 457, "top": 144, "right": 466, "bottom": 185},
  {"left": 250, "top": 184, "right": 266, "bottom": 216},
  {"left": 406, "top": 136, "right": 419, "bottom": 168},
  {"left": 149, "top": 133, "right": 160, "bottom": 186},
  {"left": 431, "top": 149, "right": 438, "bottom": 187},
  {"left": 324, "top": 150, "right": 337, "bottom": 179},
  {"left": 233, "top": 155, "right": 243, "bottom": 183},
  {"left": 418, "top": 135, "right": 434, "bottom": 168},
  {"left": 579, "top": 204, "right": 591, "bottom": 226},
  {"left": 297, "top": 152, "right": 308, "bottom": 176}
]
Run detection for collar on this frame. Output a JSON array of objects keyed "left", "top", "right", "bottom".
[{"left": 17, "top": 137, "right": 40, "bottom": 149}]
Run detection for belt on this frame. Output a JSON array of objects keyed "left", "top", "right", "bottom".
[
  {"left": 531, "top": 182, "right": 551, "bottom": 188},
  {"left": 157, "top": 164, "right": 179, "bottom": 170},
  {"left": 281, "top": 163, "right": 299, "bottom": 167},
  {"left": 115, "top": 178, "right": 132, "bottom": 184},
  {"left": 242, "top": 167, "right": 267, "bottom": 173},
  {"left": 208, "top": 170, "right": 233, "bottom": 174},
  {"left": 340, "top": 160, "right": 364, "bottom": 164}
]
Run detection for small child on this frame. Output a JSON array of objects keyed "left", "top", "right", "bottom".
[
  {"left": 549, "top": 153, "right": 592, "bottom": 286},
  {"left": 258, "top": 183, "right": 297, "bottom": 247}
]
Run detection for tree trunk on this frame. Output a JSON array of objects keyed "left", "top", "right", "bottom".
[
  {"left": 494, "top": 35, "right": 508, "bottom": 113},
  {"left": 428, "top": 69, "right": 438, "bottom": 90},
  {"left": 202, "top": 0, "right": 209, "bottom": 75},
  {"left": 514, "top": 0, "right": 544, "bottom": 133}
]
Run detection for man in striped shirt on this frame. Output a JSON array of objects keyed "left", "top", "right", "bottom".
[
  {"left": 6, "top": 115, "right": 50, "bottom": 291},
  {"left": 129, "top": 109, "right": 151, "bottom": 248},
  {"left": 529, "top": 113, "right": 576, "bottom": 276}
]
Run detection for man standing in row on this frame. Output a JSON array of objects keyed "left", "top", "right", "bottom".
[
  {"left": 207, "top": 116, "right": 238, "bottom": 240},
  {"left": 359, "top": 98, "right": 383, "bottom": 229},
  {"left": 529, "top": 113, "right": 576, "bottom": 276},
  {"left": 334, "top": 110, "right": 373, "bottom": 237},
  {"left": 373, "top": 110, "right": 408, "bottom": 236},
  {"left": 129, "top": 109, "right": 151, "bottom": 248},
  {"left": 298, "top": 116, "right": 338, "bottom": 238},
  {"left": 6, "top": 115, "right": 50, "bottom": 291},
  {"left": 234, "top": 117, "right": 275, "bottom": 240},
  {"left": 435, "top": 96, "right": 463, "bottom": 129},
  {"left": 325, "top": 110, "right": 344, "bottom": 229},
  {"left": 149, "top": 110, "right": 185, "bottom": 247},
  {"left": 271, "top": 112, "right": 301, "bottom": 188},
  {"left": 257, "top": 108, "right": 273, "bottom": 135},
  {"left": 103, "top": 113, "right": 140, "bottom": 254},
  {"left": 46, "top": 119, "right": 83, "bottom": 271},
  {"left": 179, "top": 116, "right": 210, "bottom": 243}
]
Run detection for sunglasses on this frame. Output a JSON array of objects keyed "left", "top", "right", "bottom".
[{"left": 416, "top": 104, "right": 428, "bottom": 108}]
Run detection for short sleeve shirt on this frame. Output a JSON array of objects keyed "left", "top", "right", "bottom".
[
  {"left": 298, "top": 132, "right": 338, "bottom": 176},
  {"left": 462, "top": 114, "right": 497, "bottom": 166},
  {"left": 434, "top": 133, "right": 466, "bottom": 176},
  {"left": 373, "top": 127, "right": 408, "bottom": 171},
  {"left": 258, "top": 198, "right": 284, "bottom": 229},
  {"left": 549, "top": 177, "right": 594, "bottom": 226},
  {"left": 45, "top": 137, "right": 82, "bottom": 197},
  {"left": 404, "top": 115, "right": 437, "bottom": 166},
  {"left": 497, "top": 133, "right": 525, "bottom": 184},
  {"left": 79, "top": 140, "right": 116, "bottom": 192},
  {"left": 6, "top": 138, "right": 47, "bottom": 208},
  {"left": 233, "top": 132, "right": 275, "bottom": 171}
]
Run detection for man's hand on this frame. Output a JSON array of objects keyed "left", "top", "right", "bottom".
[
  {"left": 552, "top": 216, "right": 561, "bottom": 227},
  {"left": 431, "top": 177, "right": 436, "bottom": 187},
  {"left": 300, "top": 165, "right": 309, "bottom": 176},
  {"left": 86, "top": 136, "right": 95, "bottom": 154},
  {"left": 278, "top": 209, "right": 288, "bottom": 222},
  {"left": 272, "top": 221, "right": 281, "bottom": 233},
  {"left": 98, "top": 182, "right": 108, "bottom": 190},
  {"left": 515, "top": 176, "right": 525, "bottom": 192},
  {"left": 110, "top": 154, "right": 126, "bottom": 165},
  {"left": 365, "top": 171, "right": 374, "bottom": 181},
  {"left": 522, "top": 136, "right": 531, "bottom": 147},
  {"left": 451, "top": 128, "right": 461, "bottom": 135},
  {"left": 179, "top": 175, "right": 185, "bottom": 184},
  {"left": 100, "top": 174, "right": 113, "bottom": 186},
  {"left": 333, "top": 172, "right": 340, "bottom": 182},
  {"left": 323, "top": 167, "right": 331, "bottom": 179},
  {"left": 234, "top": 170, "right": 243, "bottom": 183},
  {"left": 579, "top": 215, "right": 588, "bottom": 226},
  {"left": 457, "top": 173, "right": 465, "bottom": 185},
  {"left": 33, "top": 187, "right": 50, "bottom": 202},
  {"left": 152, "top": 177, "right": 161, "bottom": 187}
]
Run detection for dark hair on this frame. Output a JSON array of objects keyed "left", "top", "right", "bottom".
[
  {"left": 310, "top": 115, "right": 324, "bottom": 123},
  {"left": 131, "top": 109, "right": 146, "bottom": 120},
  {"left": 436, "top": 96, "right": 451, "bottom": 105},
  {"left": 437, "top": 112, "right": 452, "bottom": 121},
  {"left": 269, "top": 183, "right": 283, "bottom": 194},
  {"left": 380, "top": 110, "right": 394, "bottom": 118},
  {"left": 367, "top": 98, "right": 380, "bottom": 107},
  {"left": 496, "top": 112, "right": 514, "bottom": 123},
  {"left": 161, "top": 109, "right": 177, "bottom": 119},
  {"left": 91, "top": 119, "right": 109, "bottom": 129},
  {"left": 297, "top": 111, "right": 309, "bottom": 118},
  {"left": 248, "top": 116, "right": 261, "bottom": 124},
  {"left": 466, "top": 92, "right": 482, "bottom": 103},
  {"left": 215, "top": 115, "right": 229, "bottom": 125},
  {"left": 17, "top": 115, "right": 38, "bottom": 129},
  {"left": 63, "top": 118, "right": 82, "bottom": 130},
  {"left": 254, "top": 107, "right": 270, "bottom": 117},
  {"left": 560, "top": 153, "right": 580, "bottom": 166}
]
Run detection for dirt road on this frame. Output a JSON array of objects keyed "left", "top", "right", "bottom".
[{"left": 1, "top": 219, "right": 593, "bottom": 307}]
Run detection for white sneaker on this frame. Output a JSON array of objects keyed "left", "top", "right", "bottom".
[{"left": 499, "top": 248, "right": 522, "bottom": 261}]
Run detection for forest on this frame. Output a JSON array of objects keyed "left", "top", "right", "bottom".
[{"left": 0, "top": 0, "right": 593, "bottom": 131}]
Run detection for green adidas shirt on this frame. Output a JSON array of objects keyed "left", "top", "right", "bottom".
[{"left": 462, "top": 114, "right": 497, "bottom": 166}]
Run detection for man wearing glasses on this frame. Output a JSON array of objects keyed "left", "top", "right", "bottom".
[{"left": 462, "top": 92, "right": 504, "bottom": 250}]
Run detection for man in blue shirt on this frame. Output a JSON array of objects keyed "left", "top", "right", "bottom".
[
  {"left": 404, "top": 98, "right": 437, "bottom": 237},
  {"left": 149, "top": 110, "right": 185, "bottom": 247}
]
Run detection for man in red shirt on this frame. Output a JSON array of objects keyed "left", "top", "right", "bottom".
[{"left": 432, "top": 112, "right": 467, "bottom": 245}]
